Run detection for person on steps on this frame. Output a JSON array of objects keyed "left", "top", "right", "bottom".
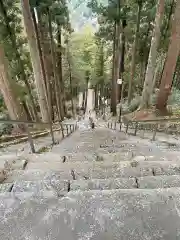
[{"left": 89, "top": 117, "right": 95, "bottom": 129}]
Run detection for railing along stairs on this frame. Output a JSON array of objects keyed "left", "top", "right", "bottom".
[
  {"left": 107, "top": 117, "right": 180, "bottom": 141},
  {"left": 0, "top": 119, "right": 77, "bottom": 153}
]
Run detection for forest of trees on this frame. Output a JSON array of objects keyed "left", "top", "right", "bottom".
[{"left": 0, "top": 0, "right": 180, "bottom": 133}]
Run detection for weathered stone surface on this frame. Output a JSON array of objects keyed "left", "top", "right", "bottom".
[
  {"left": 4, "top": 169, "right": 72, "bottom": 183},
  {"left": 0, "top": 158, "right": 27, "bottom": 172},
  {"left": 138, "top": 175, "right": 180, "bottom": 189},
  {"left": 12, "top": 179, "right": 69, "bottom": 195},
  {"left": 0, "top": 183, "right": 13, "bottom": 192},
  {"left": 70, "top": 177, "right": 137, "bottom": 191},
  {"left": 73, "top": 165, "right": 153, "bottom": 179},
  {"left": 0, "top": 169, "right": 6, "bottom": 183},
  {"left": 99, "top": 152, "right": 134, "bottom": 162},
  {"left": 1, "top": 188, "right": 180, "bottom": 239},
  {"left": 132, "top": 155, "right": 146, "bottom": 161},
  {"left": 154, "top": 164, "right": 180, "bottom": 176}
]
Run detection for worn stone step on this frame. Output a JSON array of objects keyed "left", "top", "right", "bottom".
[
  {"left": 71, "top": 175, "right": 180, "bottom": 191},
  {"left": 5, "top": 160, "right": 180, "bottom": 183},
  {"left": 25, "top": 152, "right": 96, "bottom": 163},
  {"left": 6, "top": 174, "right": 180, "bottom": 193},
  {"left": 1, "top": 188, "right": 180, "bottom": 239},
  {"left": 11, "top": 179, "right": 69, "bottom": 195},
  {"left": 71, "top": 177, "right": 137, "bottom": 191},
  {"left": 4, "top": 169, "right": 72, "bottom": 183},
  {"left": 23, "top": 160, "right": 180, "bottom": 179},
  {"left": 0, "top": 183, "right": 13, "bottom": 193},
  {"left": 138, "top": 175, "right": 180, "bottom": 189}
]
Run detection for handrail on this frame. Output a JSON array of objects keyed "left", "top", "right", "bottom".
[
  {"left": 107, "top": 116, "right": 180, "bottom": 141},
  {"left": 0, "top": 118, "right": 78, "bottom": 153},
  {"left": 124, "top": 117, "right": 180, "bottom": 123}
]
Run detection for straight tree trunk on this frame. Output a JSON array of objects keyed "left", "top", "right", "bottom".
[
  {"left": 140, "top": 0, "right": 165, "bottom": 109},
  {"left": 0, "top": 46, "right": 27, "bottom": 121},
  {"left": 156, "top": 0, "right": 180, "bottom": 112},
  {"left": 94, "top": 84, "right": 99, "bottom": 111},
  {"left": 99, "top": 41, "right": 105, "bottom": 111},
  {"left": 0, "top": 0, "right": 38, "bottom": 121},
  {"left": 111, "top": 23, "right": 117, "bottom": 115},
  {"left": 37, "top": 12, "right": 54, "bottom": 121},
  {"left": 111, "top": 0, "right": 121, "bottom": 115},
  {"left": 117, "top": 20, "right": 126, "bottom": 102},
  {"left": 21, "top": 0, "right": 49, "bottom": 122},
  {"left": 57, "top": 24, "right": 66, "bottom": 116},
  {"left": 69, "top": 65, "right": 75, "bottom": 118},
  {"left": 128, "top": 0, "right": 142, "bottom": 103},
  {"left": 47, "top": 10, "right": 63, "bottom": 120}
]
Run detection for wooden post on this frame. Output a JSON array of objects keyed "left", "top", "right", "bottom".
[
  {"left": 120, "top": 120, "right": 122, "bottom": 131},
  {"left": 134, "top": 122, "right": 138, "bottom": 136},
  {"left": 25, "top": 124, "right": 35, "bottom": 153},
  {"left": 125, "top": 122, "right": 129, "bottom": 133},
  {"left": 152, "top": 124, "right": 158, "bottom": 141}
]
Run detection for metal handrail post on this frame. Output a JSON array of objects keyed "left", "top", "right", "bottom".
[
  {"left": 49, "top": 123, "right": 55, "bottom": 145},
  {"left": 134, "top": 122, "right": 138, "bottom": 136},
  {"left": 25, "top": 124, "right": 35, "bottom": 153},
  {"left": 125, "top": 122, "right": 129, "bottom": 133},
  {"left": 152, "top": 124, "right": 158, "bottom": 141},
  {"left": 120, "top": 121, "right": 122, "bottom": 131}
]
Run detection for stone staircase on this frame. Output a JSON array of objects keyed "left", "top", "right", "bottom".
[{"left": 1, "top": 126, "right": 180, "bottom": 239}]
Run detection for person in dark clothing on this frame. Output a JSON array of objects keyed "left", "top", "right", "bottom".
[{"left": 89, "top": 117, "right": 95, "bottom": 129}]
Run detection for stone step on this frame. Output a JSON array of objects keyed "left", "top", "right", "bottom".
[
  {"left": 71, "top": 175, "right": 180, "bottom": 191},
  {"left": 71, "top": 177, "right": 137, "bottom": 190},
  {"left": 11, "top": 179, "right": 69, "bottom": 195},
  {"left": 138, "top": 175, "right": 180, "bottom": 189},
  {"left": 0, "top": 183, "right": 13, "bottom": 193},
  {"left": 25, "top": 152, "right": 96, "bottom": 163},
  {"left": 0, "top": 188, "right": 180, "bottom": 239},
  {"left": 4, "top": 174, "right": 180, "bottom": 194},
  {"left": 24, "top": 151, "right": 179, "bottom": 165},
  {"left": 4, "top": 169, "right": 72, "bottom": 183},
  {"left": 25, "top": 160, "right": 180, "bottom": 177},
  {"left": 5, "top": 160, "right": 180, "bottom": 184}
]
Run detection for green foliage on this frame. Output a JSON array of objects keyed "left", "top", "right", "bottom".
[
  {"left": 0, "top": 113, "right": 13, "bottom": 136},
  {"left": 0, "top": 0, "right": 30, "bottom": 78},
  {"left": 68, "top": 25, "right": 96, "bottom": 88}
]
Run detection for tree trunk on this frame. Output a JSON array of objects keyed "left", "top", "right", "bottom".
[
  {"left": 111, "top": 0, "right": 121, "bottom": 115},
  {"left": 57, "top": 24, "right": 66, "bottom": 116},
  {"left": 66, "top": 44, "right": 75, "bottom": 118},
  {"left": 94, "top": 84, "right": 99, "bottom": 111},
  {"left": 0, "top": 45, "right": 27, "bottom": 121},
  {"left": 151, "top": 54, "right": 166, "bottom": 93},
  {"left": 21, "top": 0, "right": 49, "bottom": 122},
  {"left": 47, "top": 9, "right": 63, "bottom": 121},
  {"left": 37, "top": 12, "right": 54, "bottom": 122},
  {"left": 69, "top": 67, "right": 75, "bottom": 118},
  {"left": 110, "top": 23, "right": 117, "bottom": 115},
  {"left": 140, "top": 0, "right": 165, "bottom": 109},
  {"left": 117, "top": 21, "right": 126, "bottom": 103},
  {"left": 0, "top": 0, "right": 38, "bottom": 121},
  {"left": 156, "top": 0, "right": 180, "bottom": 112},
  {"left": 99, "top": 41, "right": 105, "bottom": 111},
  {"left": 128, "top": 0, "right": 142, "bottom": 103}
]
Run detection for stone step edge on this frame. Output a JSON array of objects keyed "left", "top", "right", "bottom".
[
  {"left": 3, "top": 187, "right": 174, "bottom": 197},
  {"left": 25, "top": 160, "right": 179, "bottom": 167},
  {"left": 3, "top": 174, "right": 180, "bottom": 193}
]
